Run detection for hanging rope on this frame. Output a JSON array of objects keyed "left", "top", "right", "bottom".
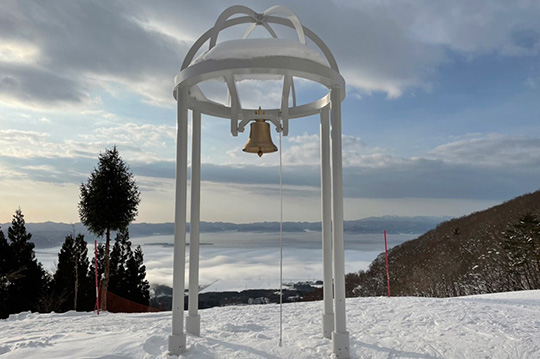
[{"left": 279, "top": 120, "right": 284, "bottom": 347}]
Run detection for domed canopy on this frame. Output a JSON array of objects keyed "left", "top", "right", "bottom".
[{"left": 173, "top": 5, "right": 345, "bottom": 136}]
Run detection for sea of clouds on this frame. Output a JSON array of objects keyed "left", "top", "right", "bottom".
[{"left": 35, "top": 232, "right": 417, "bottom": 292}]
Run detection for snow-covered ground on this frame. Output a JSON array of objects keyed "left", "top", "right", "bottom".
[{"left": 1, "top": 290, "right": 540, "bottom": 358}]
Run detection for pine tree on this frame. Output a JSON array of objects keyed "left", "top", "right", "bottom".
[
  {"left": 6, "top": 209, "right": 46, "bottom": 315},
  {"left": 123, "top": 245, "right": 150, "bottom": 305},
  {"left": 134, "top": 245, "right": 150, "bottom": 305},
  {"left": 107, "top": 230, "right": 150, "bottom": 306},
  {"left": 0, "top": 226, "right": 13, "bottom": 318},
  {"left": 73, "top": 234, "right": 95, "bottom": 311},
  {"left": 52, "top": 234, "right": 75, "bottom": 311},
  {"left": 109, "top": 229, "right": 131, "bottom": 298},
  {"left": 53, "top": 234, "right": 94, "bottom": 312},
  {"left": 503, "top": 213, "right": 540, "bottom": 289},
  {"left": 0, "top": 226, "right": 10, "bottom": 275},
  {"left": 78, "top": 146, "right": 141, "bottom": 310}
]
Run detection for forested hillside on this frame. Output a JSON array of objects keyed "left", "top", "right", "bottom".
[{"left": 348, "top": 190, "right": 540, "bottom": 298}]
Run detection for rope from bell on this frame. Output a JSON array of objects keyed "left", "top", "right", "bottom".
[{"left": 279, "top": 120, "right": 284, "bottom": 348}]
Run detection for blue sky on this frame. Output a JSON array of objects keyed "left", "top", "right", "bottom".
[{"left": 1, "top": 0, "right": 539, "bottom": 224}]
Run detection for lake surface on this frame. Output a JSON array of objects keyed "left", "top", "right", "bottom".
[{"left": 35, "top": 232, "right": 418, "bottom": 292}]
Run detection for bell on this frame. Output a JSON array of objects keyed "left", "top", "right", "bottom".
[{"left": 242, "top": 120, "right": 278, "bottom": 157}]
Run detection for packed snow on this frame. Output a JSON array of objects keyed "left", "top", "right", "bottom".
[{"left": 1, "top": 290, "right": 540, "bottom": 358}]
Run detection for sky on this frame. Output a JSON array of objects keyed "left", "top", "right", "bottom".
[{"left": 1, "top": 0, "right": 540, "bottom": 224}]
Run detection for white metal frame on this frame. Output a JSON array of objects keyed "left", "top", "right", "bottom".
[{"left": 169, "top": 5, "right": 350, "bottom": 358}]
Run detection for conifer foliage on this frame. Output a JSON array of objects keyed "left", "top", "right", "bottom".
[
  {"left": 53, "top": 233, "right": 94, "bottom": 312},
  {"left": 1, "top": 208, "right": 150, "bottom": 317},
  {"left": 0, "top": 225, "right": 11, "bottom": 318},
  {"left": 96, "top": 230, "right": 150, "bottom": 306},
  {"left": 79, "top": 146, "right": 141, "bottom": 309},
  {"left": 503, "top": 213, "right": 540, "bottom": 289},
  {"left": 0, "top": 209, "right": 47, "bottom": 318}
]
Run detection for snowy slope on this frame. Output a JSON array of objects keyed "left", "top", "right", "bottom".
[{"left": 1, "top": 291, "right": 540, "bottom": 358}]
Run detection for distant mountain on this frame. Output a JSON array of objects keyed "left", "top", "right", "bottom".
[
  {"left": 0, "top": 222, "right": 92, "bottom": 248},
  {"left": 344, "top": 216, "right": 448, "bottom": 234},
  {"left": 0, "top": 216, "right": 449, "bottom": 248},
  {"left": 348, "top": 190, "right": 540, "bottom": 298}
]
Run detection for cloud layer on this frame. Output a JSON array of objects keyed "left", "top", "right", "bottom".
[
  {"left": 1, "top": 0, "right": 539, "bottom": 222},
  {"left": 3, "top": 0, "right": 539, "bottom": 108}
]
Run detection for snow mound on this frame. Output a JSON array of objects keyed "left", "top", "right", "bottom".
[{"left": 1, "top": 290, "right": 540, "bottom": 358}]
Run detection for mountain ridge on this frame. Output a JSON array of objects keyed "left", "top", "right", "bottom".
[{"left": 0, "top": 216, "right": 449, "bottom": 248}]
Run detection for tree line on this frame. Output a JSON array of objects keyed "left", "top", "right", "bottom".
[
  {"left": 0, "top": 209, "right": 149, "bottom": 319},
  {"left": 1, "top": 146, "right": 146, "bottom": 319}
]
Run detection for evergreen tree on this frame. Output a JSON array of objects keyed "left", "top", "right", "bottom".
[
  {"left": 134, "top": 245, "right": 150, "bottom": 305},
  {"left": 6, "top": 209, "right": 46, "bottom": 315},
  {"left": 0, "top": 226, "right": 10, "bottom": 275},
  {"left": 108, "top": 229, "right": 131, "bottom": 298},
  {"left": 52, "top": 234, "right": 75, "bottom": 311},
  {"left": 73, "top": 234, "right": 94, "bottom": 310},
  {"left": 53, "top": 233, "right": 94, "bottom": 312},
  {"left": 0, "top": 226, "right": 12, "bottom": 318},
  {"left": 107, "top": 230, "right": 150, "bottom": 305},
  {"left": 78, "top": 146, "right": 141, "bottom": 310},
  {"left": 123, "top": 244, "right": 150, "bottom": 305},
  {"left": 503, "top": 213, "right": 540, "bottom": 289}
]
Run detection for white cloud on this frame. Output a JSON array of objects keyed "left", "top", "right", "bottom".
[
  {"left": 235, "top": 79, "right": 284, "bottom": 110},
  {"left": 326, "top": 0, "right": 540, "bottom": 98},
  {"left": 0, "top": 1, "right": 188, "bottom": 109},
  {"left": 282, "top": 133, "right": 320, "bottom": 165},
  {"left": 430, "top": 134, "right": 540, "bottom": 167},
  {"left": 0, "top": 41, "right": 40, "bottom": 64},
  {"left": 0, "top": 121, "right": 176, "bottom": 162},
  {"left": 0, "top": 130, "right": 50, "bottom": 157},
  {"left": 85, "top": 122, "right": 176, "bottom": 159},
  {"left": 391, "top": 0, "right": 540, "bottom": 57},
  {"left": 283, "top": 133, "right": 389, "bottom": 168},
  {"left": 1, "top": 0, "right": 537, "bottom": 109}
]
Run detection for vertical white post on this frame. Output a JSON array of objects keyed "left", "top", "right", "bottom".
[
  {"left": 320, "top": 106, "right": 334, "bottom": 339},
  {"left": 186, "top": 110, "right": 201, "bottom": 336},
  {"left": 168, "top": 87, "right": 188, "bottom": 355},
  {"left": 330, "top": 88, "right": 350, "bottom": 359}
]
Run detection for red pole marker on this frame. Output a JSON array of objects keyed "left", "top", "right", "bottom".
[
  {"left": 384, "top": 230, "right": 391, "bottom": 297},
  {"left": 94, "top": 239, "right": 99, "bottom": 315}
]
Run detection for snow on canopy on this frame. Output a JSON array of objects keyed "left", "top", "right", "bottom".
[{"left": 193, "top": 38, "right": 328, "bottom": 67}]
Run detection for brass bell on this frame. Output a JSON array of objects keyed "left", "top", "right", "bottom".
[{"left": 242, "top": 120, "right": 278, "bottom": 157}]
